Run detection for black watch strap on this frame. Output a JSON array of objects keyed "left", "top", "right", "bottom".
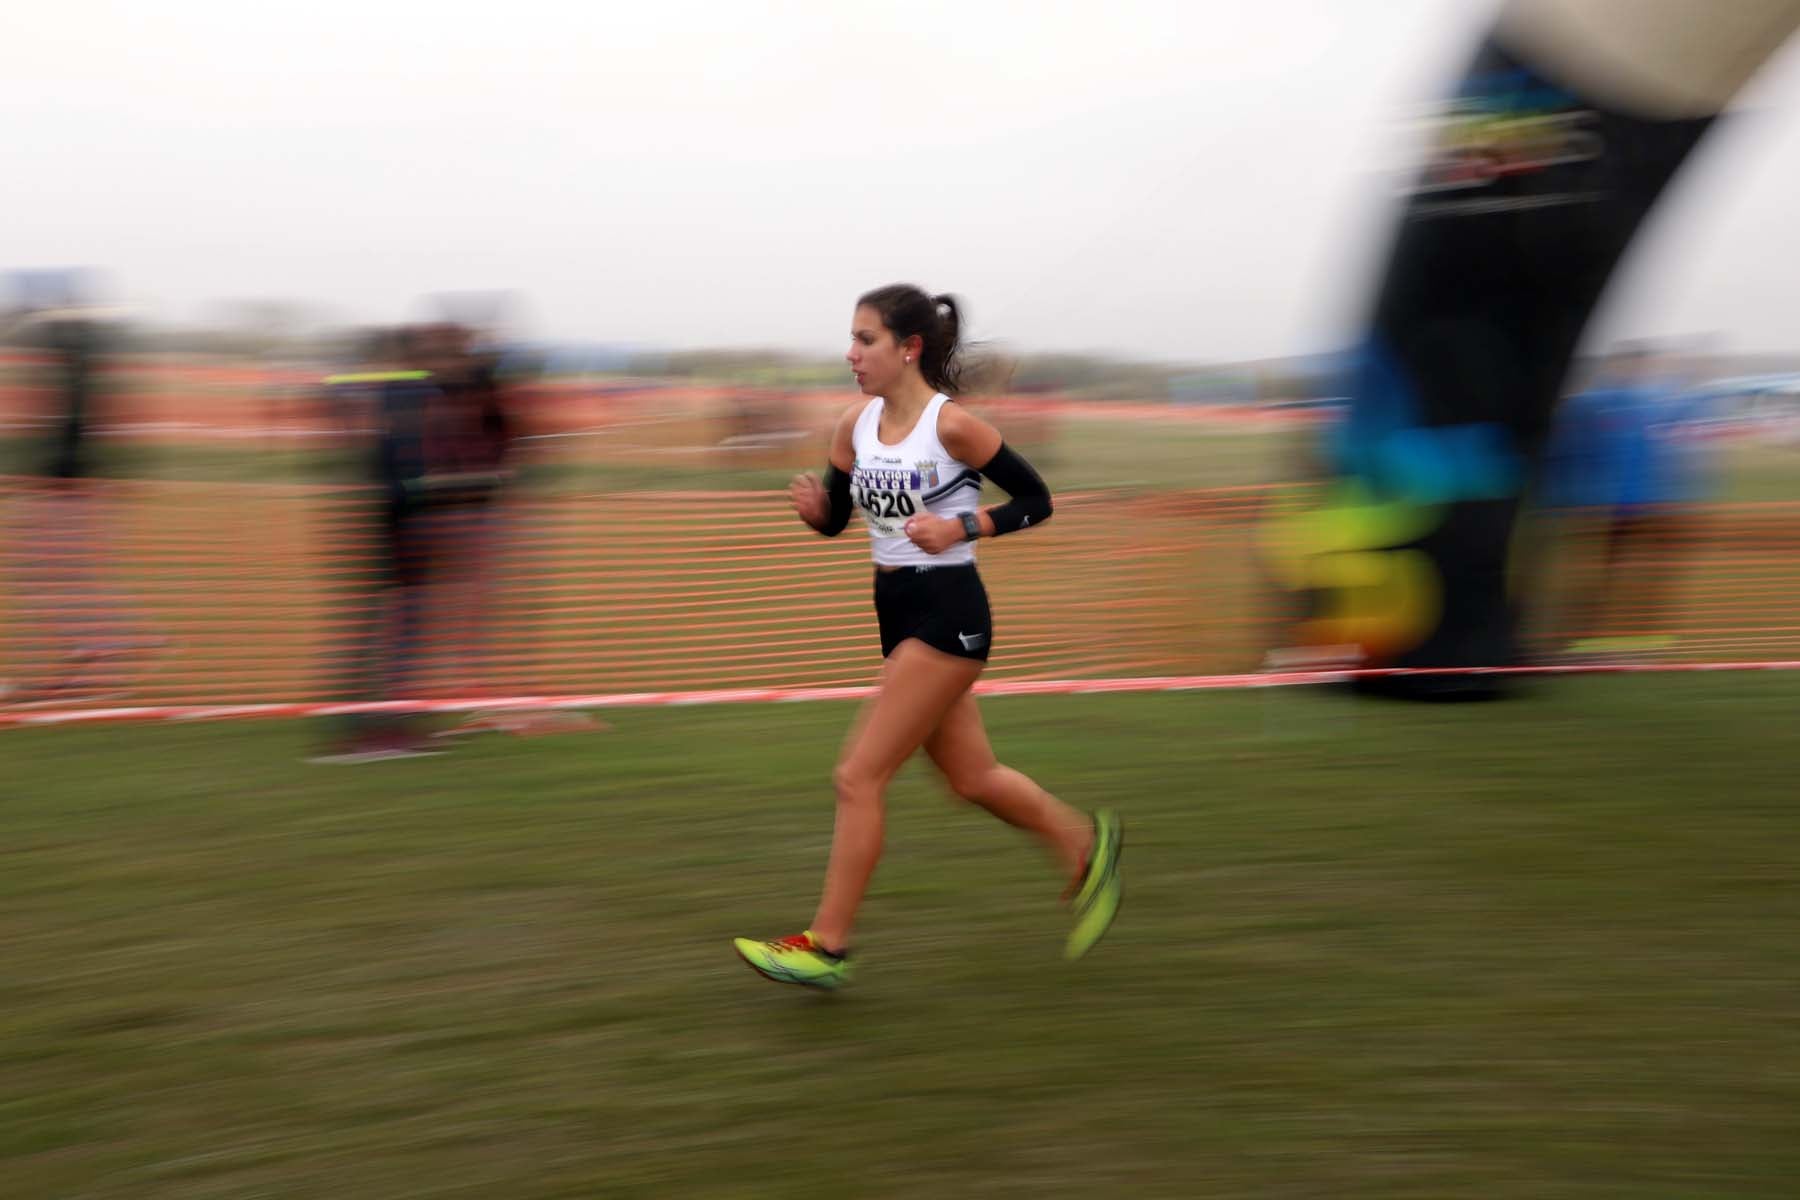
[{"left": 959, "top": 511, "right": 982, "bottom": 542}]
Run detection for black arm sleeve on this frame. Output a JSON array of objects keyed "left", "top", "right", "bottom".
[
  {"left": 979, "top": 442, "right": 1052, "bottom": 535},
  {"left": 817, "top": 463, "right": 854, "bottom": 536}
]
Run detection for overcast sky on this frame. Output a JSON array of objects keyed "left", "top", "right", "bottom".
[{"left": 9, "top": 1, "right": 1800, "bottom": 359}]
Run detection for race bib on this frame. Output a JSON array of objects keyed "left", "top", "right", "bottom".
[{"left": 851, "top": 464, "right": 926, "bottom": 538}]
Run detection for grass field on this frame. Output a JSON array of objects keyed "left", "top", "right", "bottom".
[
  {"left": 4, "top": 423, "right": 1798, "bottom": 501},
  {"left": 7, "top": 676, "right": 1800, "bottom": 1197},
  {"left": 1, "top": 403, "right": 1306, "bottom": 495}
]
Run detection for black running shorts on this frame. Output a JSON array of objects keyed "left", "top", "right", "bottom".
[{"left": 873, "top": 563, "right": 992, "bottom": 662}]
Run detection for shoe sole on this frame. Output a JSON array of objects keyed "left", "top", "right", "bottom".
[
  {"left": 732, "top": 945, "right": 848, "bottom": 991},
  {"left": 1066, "top": 814, "right": 1123, "bottom": 961}
]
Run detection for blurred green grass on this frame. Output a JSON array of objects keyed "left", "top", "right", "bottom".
[
  {"left": 6, "top": 415, "right": 1797, "bottom": 503},
  {"left": 5, "top": 676, "right": 1799, "bottom": 1197},
  {"left": 0, "top": 411, "right": 1299, "bottom": 494}
]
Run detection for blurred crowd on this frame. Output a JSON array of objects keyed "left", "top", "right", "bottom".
[
  {"left": 0, "top": 274, "right": 551, "bottom": 755},
  {"left": 0, "top": 269, "right": 1742, "bottom": 729}
]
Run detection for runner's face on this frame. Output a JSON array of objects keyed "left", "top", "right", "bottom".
[{"left": 846, "top": 305, "right": 913, "bottom": 397}]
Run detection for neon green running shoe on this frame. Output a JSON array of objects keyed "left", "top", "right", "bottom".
[
  {"left": 732, "top": 930, "right": 853, "bottom": 990},
  {"left": 1066, "top": 809, "right": 1123, "bottom": 961}
]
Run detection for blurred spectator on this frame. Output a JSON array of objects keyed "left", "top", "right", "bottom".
[
  {"left": 1539, "top": 343, "right": 1711, "bottom": 655},
  {"left": 2, "top": 298, "right": 163, "bottom": 705},
  {"left": 314, "top": 328, "right": 449, "bottom": 760},
  {"left": 313, "top": 322, "right": 531, "bottom": 760},
  {"left": 420, "top": 323, "right": 527, "bottom": 734}
]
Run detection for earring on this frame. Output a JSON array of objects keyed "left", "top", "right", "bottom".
[{"left": 904, "top": 356, "right": 912, "bottom": 363}]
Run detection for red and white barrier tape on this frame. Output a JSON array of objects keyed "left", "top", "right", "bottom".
[{"left": 6, "top": 661, "right": 1800, "bottom": 727}]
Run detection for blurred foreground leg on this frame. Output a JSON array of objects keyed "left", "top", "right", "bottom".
[{"left": 1270, "top": 0, "right": 1800, "bottom": 697}]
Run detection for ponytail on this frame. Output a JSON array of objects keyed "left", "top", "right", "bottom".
[{"left": 922, "top": 293, "right": 964, "bottom": 395}]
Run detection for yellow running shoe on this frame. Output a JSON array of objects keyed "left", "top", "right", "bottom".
[
  {"left": 1066, "top": 809, "right": 1123, "bottom": 961},
  {"left": 732, "top": 930, "right": 853, "bottom": 990}
]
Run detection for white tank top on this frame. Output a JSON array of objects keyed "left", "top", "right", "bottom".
[{"left": 850, "top": 393, "right": 982, "bottom": 568}]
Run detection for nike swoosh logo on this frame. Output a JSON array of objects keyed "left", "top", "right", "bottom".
[{"left": 957, "top": 631, "right": 987, "bottom": 650}]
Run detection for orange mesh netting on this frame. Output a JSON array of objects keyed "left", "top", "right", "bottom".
[{"left": 4, "top": 474, "right": 1798, "bottom": 722}]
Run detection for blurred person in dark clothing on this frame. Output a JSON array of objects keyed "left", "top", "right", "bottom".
[
  {"left": 312, "top": 325, "right": 506, "bottom": 761},
  {"left": 311, "top": 323, "right": 525, "bottom": 759},
  {"left": 1, "top": 302, "right": 161, "bottom": 705},
  {"left": 414, "top": 323, "right": 528, "bottom": 735},
  {"left": 427, "top": 326, "right": 600, "bottom": 738}
]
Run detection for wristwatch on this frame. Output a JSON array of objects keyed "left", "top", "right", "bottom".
[{"left": 959, "top": 512, "right": 982, "bottom": 542}]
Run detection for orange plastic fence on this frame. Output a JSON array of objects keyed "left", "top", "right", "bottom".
[
  {"left": 3, "top": 478, "right": 1798, "bottom": 716},
  {"left": 0, "top": 480, "right": 1266, "bottom": 709}
]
